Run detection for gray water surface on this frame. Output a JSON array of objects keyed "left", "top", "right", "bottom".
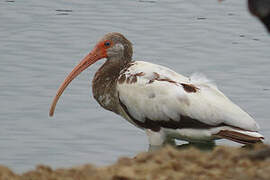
[{"left": 0, "top": 0, "right": 270, "bottom": 173}]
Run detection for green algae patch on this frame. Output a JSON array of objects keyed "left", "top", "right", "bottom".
[{"left": 1, "top": 144, "right": 270, "bottom": 180}]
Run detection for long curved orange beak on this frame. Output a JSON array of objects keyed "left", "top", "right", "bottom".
[{"left": 49, "top": 44, "right": 106, "bottom": 117}]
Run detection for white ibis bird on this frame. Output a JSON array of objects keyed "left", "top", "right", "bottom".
[{"left": 49, "top": 32, "right": 264, "bottom": 146}]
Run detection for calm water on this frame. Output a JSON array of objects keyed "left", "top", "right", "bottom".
[{"left": 0, "top": 0, "right": 270, "bottom": 173}]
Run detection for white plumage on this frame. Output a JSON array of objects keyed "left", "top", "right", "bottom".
[{"left": 116, "top": 61, "right": 263, "bottom": 145}]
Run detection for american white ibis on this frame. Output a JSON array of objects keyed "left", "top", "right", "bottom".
[{"left": 49, "top": 32, "right": 264, "bottom": 146}]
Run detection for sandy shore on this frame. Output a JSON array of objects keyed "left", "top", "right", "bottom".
[{"left": 1, "top": 144, "right": 270, "bottom": 180}]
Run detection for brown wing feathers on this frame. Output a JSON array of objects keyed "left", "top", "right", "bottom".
[{"left": 215, "top": 130, "right": 264, "bottom": 144}]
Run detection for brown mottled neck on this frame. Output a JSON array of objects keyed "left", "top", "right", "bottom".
[
  {"left": 92, "top": 57, "right": 132, "bottom": 114},
  {"left": 92, "top": 32, "right": 133, "bottom": 114}
]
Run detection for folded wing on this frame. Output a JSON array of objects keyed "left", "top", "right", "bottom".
[{"left": 116, "top": 61, "right": 259, "bottom": 132}]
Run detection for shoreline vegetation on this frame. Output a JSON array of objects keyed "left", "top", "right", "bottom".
[{"left": 1, "top": 144, "right": 270, "bottom": 180}]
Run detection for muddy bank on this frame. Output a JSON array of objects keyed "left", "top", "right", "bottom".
[{"left": 1, "top": 144, "right": 270, "bottom": 180}]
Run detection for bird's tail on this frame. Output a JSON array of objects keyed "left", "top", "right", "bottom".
[{"left": 214, "top": 128, "right": 264, "bottom": 144}]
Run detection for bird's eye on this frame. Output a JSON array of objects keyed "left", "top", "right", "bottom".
[{"left": 104, "top": 41, "right": 111, "bottom": 47}]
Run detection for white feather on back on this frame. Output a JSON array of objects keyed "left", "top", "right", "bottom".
[{"left": 116, "top": 61, "right": 259, "bottom": 131}]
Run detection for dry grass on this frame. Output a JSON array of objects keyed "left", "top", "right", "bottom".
[{"left": 1, "top": 144, "right": 270, "bottom": 180}]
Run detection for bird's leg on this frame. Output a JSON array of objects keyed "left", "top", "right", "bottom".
[
  {"left": 146, "top": 129, "right": 165, "bottom": 151},
  {"left": 146, "top": 129, "right": 176, "bottom": 151},
  {"left": 146, "top": 129, "right": 166, "bottom": 146}
]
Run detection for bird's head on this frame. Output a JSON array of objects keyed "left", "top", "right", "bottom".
[{"left": 49, "top": 32, "right": 133, "bottom": 116}]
